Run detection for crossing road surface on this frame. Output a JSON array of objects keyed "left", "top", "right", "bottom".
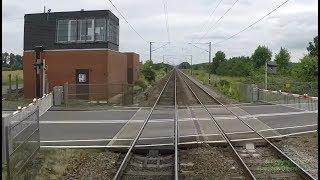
[{"left": 39, "top": 104, "right": 317, "bottom": 147}]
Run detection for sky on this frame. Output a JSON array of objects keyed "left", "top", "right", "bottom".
[{"left": 2, "top": 0, "right": 318, "bottom": 65}]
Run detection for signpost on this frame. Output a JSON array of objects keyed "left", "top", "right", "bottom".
[{"left": 265, "top": 61, "right": 277, "bottom": 90}]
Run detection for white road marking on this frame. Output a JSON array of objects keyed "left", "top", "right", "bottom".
[
  {"left": 107, "top": 107, "right": 142, "bottom": 146},
  {"left": 41, "top": 130, "right": 317, "bottom": 148},
  {"left": 39, "top": 110, "right": 317, "bottom": 124},
  {"left": 40, "top": 124, "right": 317, "bottom": 143}
]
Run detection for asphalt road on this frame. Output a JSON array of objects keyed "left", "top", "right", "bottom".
[{"left": 37, "top": 104, "right": 317, "bottom": 147}]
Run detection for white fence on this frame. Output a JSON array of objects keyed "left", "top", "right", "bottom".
[
  {"left": 2, "top": 93, "right": 53, "bottom": 165},
  {"left": 258, "top": 89, "right": 318, "bottom": 111}
]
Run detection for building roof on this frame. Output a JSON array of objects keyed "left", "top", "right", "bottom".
[{"left": 25, "top": 9, "right": 118, "bottom": 22}]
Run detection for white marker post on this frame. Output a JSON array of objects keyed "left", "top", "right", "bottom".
[{"left": 265, "top": 61, "right": 267, "bottom": 90}]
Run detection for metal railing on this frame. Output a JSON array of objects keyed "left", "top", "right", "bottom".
[
  {"left": 64, "top": 83, "right": 134, "bottom": 107},
  {"left": 4, "top": 106, "right": 40, "bottom": 180},
  {"left": 257, "top": 82, "right": 318, "bottom": 97},
  {"left": 258, "top": 89, "right": 318, "bottom": 111}
]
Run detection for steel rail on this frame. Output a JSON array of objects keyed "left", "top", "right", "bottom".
[
  {"left": 113, "top": 70, "right": 175, "bottom": 180},
  {"left": 179, "top": 69, "right": 316, "bottom": 180},
  {"left": 177, "top": 70, "right": 256, "bottom": 180},
  {"left": 174, "top": 68, "right": 179, "bottom": 180}
]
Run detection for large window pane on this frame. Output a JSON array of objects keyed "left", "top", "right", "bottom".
[
  {"left": 87, "top": 19, "right": 94, "bottom": 41},
  {"left": 68, "top": 20, "right": 77, "bottom": 42},
  {"left": 108, "top": 22, "right": 119, "bottom": 45},
  {"left": 57, "top": 20, "right": 68, "bottom": 42},
  {"left": 95, "top": 19, "right": 106, "bottom": 41},
  {"left": 78, "top": 19, "right": 87, "bottom": 41}
]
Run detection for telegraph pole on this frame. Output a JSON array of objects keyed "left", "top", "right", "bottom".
[
  {"left": 190, "top": 55, "right": 193, "bottom": 75},
  {"left": 265, "top": 61, "right": 268, "bottom": 90},
  {"left": 149, "top": 42, "right": 153, "bottom": 62},
  {"left": 208, "top": 42, "right": 212, "bottom": 84}
]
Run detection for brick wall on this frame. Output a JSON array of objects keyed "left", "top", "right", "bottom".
[{"left": 23, "top": 49, "right": 139, "bottom": 99}]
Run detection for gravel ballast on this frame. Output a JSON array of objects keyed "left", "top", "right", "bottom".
[
  {"left": 274, "top": 133, "right": 318, "bottom": 179},
  {"left": 179, "top": 145, "right": 245, "bottom": 179}
]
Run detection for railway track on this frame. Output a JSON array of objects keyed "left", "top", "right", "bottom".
[
  {"left": 112, "top": 68, "right": 316, "bottom": 180},
  {"left": 113, "top": 70, "right": 177, "bottom": 180},
  {"left": 177, "top": 69, "right": 316, "bottom": 180}
]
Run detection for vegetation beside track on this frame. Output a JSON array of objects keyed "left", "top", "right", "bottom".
[
  {"left": 2, "top": 70, "right": 23, "bottom": 86},
  {"left": 1, "top": 148, "right": 120, "bottom": 180},
  {"left": 182, "top": 36, "right": 318, "bottom": 101}
]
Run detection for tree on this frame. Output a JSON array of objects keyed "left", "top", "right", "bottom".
[
  {"left": 13, "top": 54, "right": 23, "bottom": 70},
  {"left": 141, "top": 60, "right": 156, "bottom": 83},
  {"left": 2, "top": 52, "right": 9, "bottom": 66},
  {"left": 307, "top": 36, "right": 318, "bottom": 57},
  {"left": 9, "top": 53, "right": 16, "bottom": 68},
  {"left": 291, "top": 55, "right": 318, "bottom": 82},
  {"left": 251, "top": 45, "right": 272, "bottom": 68},
  {"left": 178, "top": 62, "right": 191, "bottom": 69},
  {"left": 216, "top": 56, "right": 253, "bottom": 77},
  {"left": 274, "top": 47, "right": 290, "bottom": 74},
  {"left": 210, "top": 51, "right": 226, "bottom": 74}
]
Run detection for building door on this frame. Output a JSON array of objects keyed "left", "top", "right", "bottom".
[
  {"left": 127, "top": 68, "right": 133, "bottom": 84},
  {"left": 75, "top": 69, "right": 89, "bottom": 99}
]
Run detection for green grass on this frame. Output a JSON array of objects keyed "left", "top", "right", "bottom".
[
  {"left": 2, "top": 95, "right": 32, "bottom": 110},
  {"left": 259, "top": 159, "right": 298, "bottom": 172},
  {"left": 2, "top": 70, "right": 23, "bottom": 85},
  {"left": 186, "top": 69, "right": 318, "bottom": 97}
]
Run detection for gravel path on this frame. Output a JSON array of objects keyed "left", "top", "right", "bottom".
[{"left": 274, "top": 133, "right": 318, "bottom": 179}]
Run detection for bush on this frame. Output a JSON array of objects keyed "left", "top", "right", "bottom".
[
  {"left": 2, "top": 67, "right": 11, "bottom": 71},
  {"left": 134, "top": 79, "right": 147, "bottom": 91}
]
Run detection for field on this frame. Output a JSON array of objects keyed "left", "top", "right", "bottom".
[{"left": 2, "top": 70, "right": 23, "bottom": 85}]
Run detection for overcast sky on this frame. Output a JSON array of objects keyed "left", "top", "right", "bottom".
[{"left": 2, "top": 0, "right": 318, "bottom": 64}]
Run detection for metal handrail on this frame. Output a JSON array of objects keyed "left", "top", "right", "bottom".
[{"left": 113, "top": 69, "right": 174, "bottom": 180}]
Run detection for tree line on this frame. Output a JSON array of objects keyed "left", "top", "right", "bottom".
[
  {"left": 2, "top": 52, "right": 23, "bottom": 70},
  {"left": 185, "top": 36, "right": 318, "bottom": 82}
]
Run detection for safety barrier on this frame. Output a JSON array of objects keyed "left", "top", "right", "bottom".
[
  {"left": 258, "top": 89, "right": 318, "bottom": 111},
  {"left": 2, "top": 93, "right": 53, "bottom": 179}
]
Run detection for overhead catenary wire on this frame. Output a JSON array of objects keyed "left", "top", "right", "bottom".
[
  {"left": 197, "top": 0, "right": 239, "bottom": 43},
  {"left": 107, "top": 0, "right": 148, "bottom": 43},
  {"left": 213, "top": 0, "right": 290, "bottom": 46},
  {"left": 163, "top": 0, "right": 171, "bottom": 43},
  {"left": 193, "top": 0, "right": 223, "bottom": 43}
]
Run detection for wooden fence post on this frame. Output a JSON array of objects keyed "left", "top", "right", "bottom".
[
  {"left": 8, "top": 74, "right": 12, "bottom": 95},
  {"left": 15, "top": 75, "right": 18, "bottom": 95}
]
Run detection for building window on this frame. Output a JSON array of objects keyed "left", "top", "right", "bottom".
[
  {"left": 86, "top": 19, "right": 94, "bottom": 41},
  {"left": 95, "top": 19, "right": 106, "bottom": 41},
  {"left": 57, "top": 20, "right": 68, "bottom": 42},
  {"left": 68, "top": 20, "right": 77, "bottom": 42},
  {"left": 56, "top": 18, "right": 109, "bottom": 43},
  {"left": 78, "top": 19, "right": 87, "bottom": 41},
  {"left": 108, "top": 21, "right": 119, "bottom": 45}
]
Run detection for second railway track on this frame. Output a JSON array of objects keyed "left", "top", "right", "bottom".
[{"left": 111, "top": 68, "right": 316, "bottom": 180}]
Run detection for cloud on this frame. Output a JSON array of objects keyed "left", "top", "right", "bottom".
[{"left": 2, "top": 0, "right": 318, "bottom": 64}]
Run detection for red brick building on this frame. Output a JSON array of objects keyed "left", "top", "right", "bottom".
[{"left": 23, "top": 10, "right": 140, "bottom": 99}]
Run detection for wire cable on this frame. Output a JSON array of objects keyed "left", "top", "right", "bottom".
[
  {"left": 107, "top": 0, "right": 148, "bottom": 42},
  {"left": 194, "top": 0, "right": 223, "bottom": 43},
  {"left": 197, "top": 0, "right": 239, "bottom": 43},
  {"left": 163, "top": 0, "right": 171, "bottom": 43},
  {"left": 213, "top": 0, "right": 290, "bottom": 45}
]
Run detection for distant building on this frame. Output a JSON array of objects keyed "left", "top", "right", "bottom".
[{"left": 23, "top": 9, "right": 139, "bottom": 99}]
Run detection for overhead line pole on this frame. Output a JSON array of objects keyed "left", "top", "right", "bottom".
[
  {"left": 150, "top": 42, "right": 153, "bottom": 62},
  {"left": 190, "top": 55, "right": 193, "bottom": 76},
  {"left": 208, "top": 42, "right": 212, "bottom": 84}
]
